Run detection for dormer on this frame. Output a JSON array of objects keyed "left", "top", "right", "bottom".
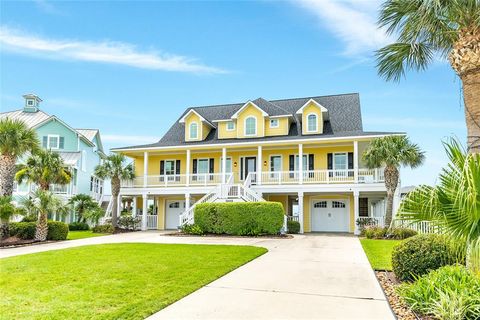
[
  {"left": 23, "top": 94, "right": 42, "bottom": 113},
  {"left": 296, "top": 99, "right": 328, "bottom": 135},
  {"left": 231, "top": 101, "right": 268, "bottom": 138},
  {"left": 179, "top": 109, "right": 214, "bottom": 142}
]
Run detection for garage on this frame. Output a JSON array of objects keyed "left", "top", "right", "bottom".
[
  {"left": 311, "top": 199, "right": 350, "bottom": 232},
  {"left": 165, "top": 200, "right": 185, "bottom": 229}
]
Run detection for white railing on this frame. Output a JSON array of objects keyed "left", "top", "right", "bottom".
[
  {"left": 147, "top": 215, "right": 158, "bottom": 229},
  {"left": 357, "top": 216, "right": 385, "bottom": 228},
  {"left": 250, "top": 169, "right": 384, "bottom": 185},
  {"left": 287, "top": 215, "right": 300, "bottom": 222},
  {"left": 179, "top": 185, "right": 220, "bottom": 226},
  {"left": 122, "top": 173, "right": 232, "bottom": 188},
  {"left": 392, "top": 219, "right": 440, "bottom": 234}
]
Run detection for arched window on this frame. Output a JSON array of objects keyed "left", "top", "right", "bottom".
[
  {"left": 189, "top": 122, "right": 198, "bottom": 139},
  {"left": 307, "top": 114, "right": 317, "bottom": 132},
  {"left": 245, "top": 116, "right": 257, "bottom": 136}
]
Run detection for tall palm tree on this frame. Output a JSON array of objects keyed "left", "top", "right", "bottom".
[
  {"left": 0, "top": 118, "right": 39, "bottom": 196},
  {"left": 68, "top": 194, "right": 99, "bottom": 223},
  {"left": 15, "top": 149, "right": 71, "bottom": 191},
  {"left": 31, "top": 189, "right": 67, "bottom": 241},
  {"left": 400, "top": 139, "right": 480, "bottom": 271},
  {"left": 363, "top": 135, "right": 425, "bottom": 226},
  {"left": 376, "top": 0, "right": 480, "bottom": 153},
  {"left": 94, "top": 154, "right": 134, "bottom": 227}
]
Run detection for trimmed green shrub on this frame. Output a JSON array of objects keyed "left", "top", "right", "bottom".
[
  {"left": 68, "top": 222, "right": 89, "bottom": 231},
  {"left": 287, "top": 220, "right": 300, "bottom": 234},
  {"left": 92, "top": 224, "right": 114, "bottom": 234},
  {"left": 181, "top": 224, "right": 204, "bottom": 235},
  {"left": 195, "top": 202, "right": 284, "bottom": 236},
  {"left": 392, "top": 234, "right": 463, "bottom": 282},
  {"left": 118, "top": 215, "right": 141, "bottom": 230},
  {"left": 390, "top": 227, "right": 417, "bottom": 240},
  {"left": 47, "top": 221, "right": 69, "bottom": 240},
  {"left": 21, "top": 215, "right": 37, "bottom": 223},
  {"left": 9, "top": 222, "right": 36, "bottom": 239},
  {"left": 364, "top": 225, "right": 388, "bottom": 239},
  {"left": 398, "top": 265, "right": 480, "bottom": 319}
]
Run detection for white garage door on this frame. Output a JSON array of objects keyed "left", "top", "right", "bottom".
[
  {"left": 165, "top": 200, "right": 185, "bottom": 229},
  {"left": 311, "top": 199, "right": 349, "bottom": 232}
]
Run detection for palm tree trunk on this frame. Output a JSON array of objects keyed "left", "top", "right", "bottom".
[
  {"left": 0, "top": 154, "right": 16, "bottom": 196},
  {"left": 34, "top": 212, "right": 48, "bottom": 241},
  {"left": 461, "top": 71, "right": 480, "bottom": 153},
  {"left": 383, "top": 165, "right": 399, "bottom": 227},
  {"left": 111, "top": 177, "right": 120, "bottom": 228}
]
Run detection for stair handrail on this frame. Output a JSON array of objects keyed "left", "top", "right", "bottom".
[
  {"left": 244, "top": 172, "right": 252, "bottom": 188},
  {"left": 179, "top": 185, "right": 220, "bottom": 226}
]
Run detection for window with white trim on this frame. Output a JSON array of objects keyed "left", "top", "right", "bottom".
[
  {"left": 307, "top": 114, "right": 317, "bottom": 132},
  {"left": 314, "top": 201, "right": 327, "bottom": 208},
  {"left": 245, "top": 117, "right": 257, "bottom": 136},
  {"left": 270, "top": 119, "right": 279, "bottom": 128},
  {"left": 189, "top": 122, "right": 198, "bottom": 139},
  {"left": 220, "top": 157, "right": 232, "bottom": 173},
  {"left": 48, "top": 135, "right": 60, "bottom": 149},
  {"left": 226, "top": 121, "right": 235, "bottom": 131},
  {"left": 333, "top": 153, "right": 347, "bottom": 170}
]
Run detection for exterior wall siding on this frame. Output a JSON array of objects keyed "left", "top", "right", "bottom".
[
  {"left": 236, "top": 103, "right": 265, "bottom": 138},
  {"left": 264, "top": 117, "right": 289, "bottom": 136}
]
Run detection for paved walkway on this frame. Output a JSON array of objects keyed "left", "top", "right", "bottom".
[{"left": 1, "top": 232, "right": 394, "bottom": 319}]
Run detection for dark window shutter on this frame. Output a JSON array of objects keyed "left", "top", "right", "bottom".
[
  {"left": 240, "top": 158, "right": 244, "bottom": 180},
  {"left": 308, "top": 154, "right": 314, "bottom": 178},
  {"left": 160, "top": 160, "right": 165, "bottom": 174},
  {"left": 175, "top": 160, "right": 181, "bottom": 181},
  {"left": 348, "top": 152, "right": 354, "bottom": 177},
  {"left": 270, "top": 157, "right": 274, "bottom": 171},
  {"left": 327, "top": 153, "right": 333, "bottom": 177},
  {"left": 59, "top": 137, "right": 65, "bottom": 149},
  {"left": 42, "top": 136, "right": 48, "bottom": 148},
  {"left": 289, "top": 155, "right": 295, "bottom": 178},
  {"left": 209, "top": 158, "right": 214, "bottom": 180},
  {"left": 192, "top": 159, "right": 197, "bottom": 181}
]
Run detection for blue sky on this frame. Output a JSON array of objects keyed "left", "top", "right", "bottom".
[{"left": 0, "top": 0, "right": 466, "bottom": 186}]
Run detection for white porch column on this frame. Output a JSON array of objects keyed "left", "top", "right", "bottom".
[
  {"left": 257, "top": 145, "right": 262, "bottom": 185},
  {"left": 132, "top": 197, "right": 137, "bottom": 217},
  {"left": 353, "top": 140, "right": 359, "bottom": 183},
  {"left": 298, "top": 191, "right": 304, "bottom": 233},
  {"left": 353, "top": 190, "right": 360, "bottom": 235},
  {"left": 186, "top": 149, "right": 191, "bottom": 186},
  {"left": 143, "top": 151, "right": 149, "bottom": 188},
  {"left": 222, "top": 147, "right": 227, "bottom": 184},
  {"left": 298, "top": 143, "right": 303, "bottom": 184},
  {"left": 117, "top": 193, "right": 122, "bottom": 219},
  {"left": 142, "top": 194, "right": 148, "bottom": 231}
]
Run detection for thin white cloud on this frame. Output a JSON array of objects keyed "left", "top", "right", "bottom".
[
  {"left": 102, "top": 134, "right": 158, "bottom": 145},
  {"left": 292, "top": 0, "right": 391, "bottom": 55},
  {"left": 33, "top": 0, "right": 64, "bottom": 15},
  {"left": 0, "top": 26, "right": 226, "bottom": 74},
  {"left": 364, "top": 116, "right": 465, "bottom": 129}
]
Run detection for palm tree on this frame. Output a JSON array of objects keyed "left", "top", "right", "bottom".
[
  {"left": 15, "top": 149, "right": 71, "bottom": 191},
  {"left": 31, "top": 189, "right": 67, "bottom": 241},
  {"left": 376, "top": 0, "right": 480, "bottom": 153},
  {"left": 363, "top": 135, "right": 425, "bottom": 226},
  {"left": 0, "top": 118, "right": 39, "bottom": 196},
  {"left": 400, "top": 139, "right": 480, "bottom": 271},
  {"left": 68, "top": 194, "right": 99, "bottom": 223},
  {"left": 94, "top": 154, "right": 134, "bottom": 227}
]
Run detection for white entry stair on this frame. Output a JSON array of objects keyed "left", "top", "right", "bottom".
[{"left": 179, "top": 176, "right": 265, "bottom": 226}]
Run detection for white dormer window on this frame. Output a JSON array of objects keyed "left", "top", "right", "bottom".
[
  {"left": 245, "top": 116, "right": 257, "bottom": 136},
  {"left": 226, "top": 121, "right": 235, "bottom": 131},
  {"left": 189, "top": 122, "right": 198, "bottom": 139},
  {"left": 270, "top": 119, "right": 279, "bottom": 128},
  {"left": 307, "top": 114, "right": 317, "bottom": 132}
]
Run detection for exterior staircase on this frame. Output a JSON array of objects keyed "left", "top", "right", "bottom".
[{"left": 179, "top": 176, "right": 265, "bottom": 226}]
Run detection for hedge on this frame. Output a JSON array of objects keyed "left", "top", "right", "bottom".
[
  {"left": 287, "top": 220, "right": 300, "bottom": 234},
  {"left": 9, "top": 221, "right": 69, "bottom": 241},
  {"left": 68, "top": 222, "right": 89, "bottom": 231},
  {"left": 92, "top": 224, "right": 114, "bottom": 234},
  {"left": 195, "top": 202, "right": 284, "bottom": 236}
]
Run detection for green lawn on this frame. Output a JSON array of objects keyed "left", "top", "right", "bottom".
[
  {"left": 0, "top": 243, "right": 266, "bottom": 320},
  {"left": 67, "top": 230, "right": 109, "bottom": 240},
  {"left": 360, "top": 239, "right": 402, "bottom": 271}
]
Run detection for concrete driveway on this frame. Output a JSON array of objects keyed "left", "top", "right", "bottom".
[{"left": 1, "top": 232, "right": 393, "bottom": 319}]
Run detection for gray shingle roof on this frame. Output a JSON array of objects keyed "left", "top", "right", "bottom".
[{"left": 113, "top": 93, "right": 403, "bottom": 150}]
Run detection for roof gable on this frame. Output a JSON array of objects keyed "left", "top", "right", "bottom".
[
  {"left": 178, "top": 109, "right": 214, "bottom": 127},
  {"left": 296, "top": 98, "right": 328, "bottom": 114},
  {"left": 231, "top": 101, "right": 269, "bottom": 119}
]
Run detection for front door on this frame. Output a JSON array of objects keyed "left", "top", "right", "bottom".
[{"left": 243, "top": 157, "right": 256, "bottom": 181}]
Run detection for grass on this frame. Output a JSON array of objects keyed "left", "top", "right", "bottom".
[
  {"left": 360, "top": 239, "right": 402, "bottom": 271},
  {"left": 67, "top": 230, "right": 109, "bottom": 240},
  {"left": 0, "top": 243, "right": 266, "bottom": 320}
]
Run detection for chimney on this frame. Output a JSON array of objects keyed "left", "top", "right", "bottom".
[{"left": 23, "top": 94, "right": 42, "bottom": 113}]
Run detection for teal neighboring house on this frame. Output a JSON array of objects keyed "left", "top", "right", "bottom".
[{"left": 0, "top": 94, "right": 108, "bottom": 221}]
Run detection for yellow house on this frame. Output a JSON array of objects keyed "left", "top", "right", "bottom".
[{"left": 112, "top": 94, "right": 404, "bottom": 234}]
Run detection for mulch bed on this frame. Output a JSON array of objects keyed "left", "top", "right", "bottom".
[
  {"left": 375, "top": 271, "right": 430, "bottom": 320},
  {"left": 165, "top": 231, "right": 293, "bottom": 239},
  {"left": 0, "top": 236, "right": 56, "bottom": 249}
]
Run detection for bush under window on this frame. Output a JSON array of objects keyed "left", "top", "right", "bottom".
[{"left": 195, "top": 202, "right": 284, "bottom": 236}]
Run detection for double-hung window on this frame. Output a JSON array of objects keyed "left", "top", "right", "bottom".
[
  {"left": 48, "top": 135, "right": 59, "bottom": 149},
  {"left": 333, "top": 152, "right": 347, "bottom": 177},
  {"left": 226, "top": 121, "right": 235, "bottom": 131},
  {"left": 197, "top": 159, "right": 209, "bottom": 181},
  {"left": 164, "top": 160, "right": 176, "bottom": 181},
  {"left": 307, "top": 114, "right": 317, "bottom": 132}
]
